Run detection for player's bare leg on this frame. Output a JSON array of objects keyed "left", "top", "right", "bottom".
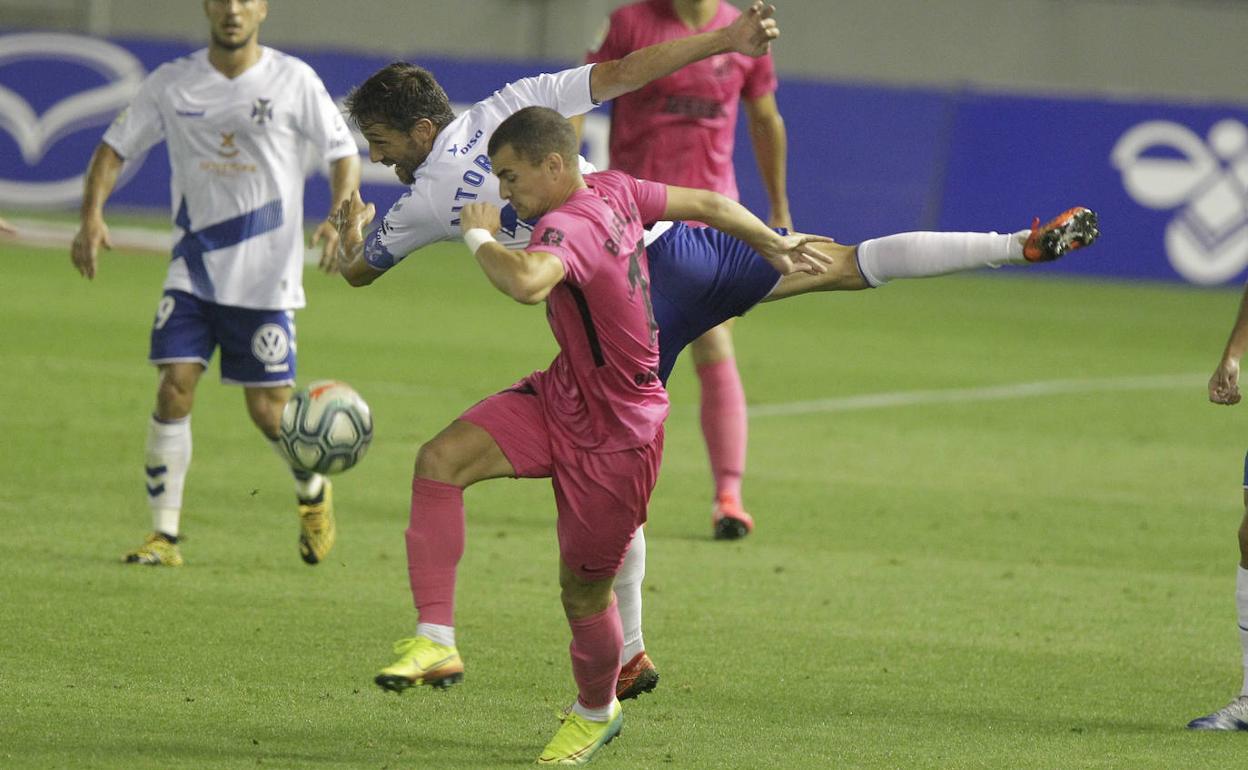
[
  {"left": 690, "top": 323, "right": 754, "bottom": 540},
  {"left": 125, "top": 362, "right": 203, "bottom": 566}
]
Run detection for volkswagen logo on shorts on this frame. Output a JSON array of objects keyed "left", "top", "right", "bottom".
[
  {"left": 0, "top": 33, "right": 146, "bottom": 207},
  {"left": 251, "top": 323, "right": 291, "bottom": 366}
]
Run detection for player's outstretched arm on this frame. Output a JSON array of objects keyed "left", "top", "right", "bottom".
[
  {"left": 588, "top": 1, "right": 778, "bottom": 104},
  {"left": 460, "top": 202, "right": 565, "bottom": 304},
  {"left": 1210, "top": 282, "right": 1248, "bottom": 405},
  {"left": 71, "top": 142, "right": 123, "bottom": 280},
  {"left": 332, "top": 191, "right": 384, "bottom": 287},
  {"left": 662, "top": 185, "right": 832, "bottom": 276},
  {"left": 311, "top": 154, "right": 362, "bottom": 274}
]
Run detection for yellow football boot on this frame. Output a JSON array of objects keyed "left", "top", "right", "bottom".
[
  {"left": 297, "top": 478, "right": 336, "bottom": 565},
  {"left": 374, "top": 636, "right": 464, "bottom": 692},
  {"left": 537, "top": 699, "right": 623, "bottom": 765},
  {"left": 122, "top": 533, "right": 183, "bottom": 566}
]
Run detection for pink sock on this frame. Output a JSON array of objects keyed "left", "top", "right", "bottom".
[
  {"left": 697, "top": 358, "right": 747, "bottom": 500},
  {"left": 406, "top": 477, "right": 465, "bottom": 626},
  {"left": 569, "top": 598, "right": 623, "bottom": 710}
]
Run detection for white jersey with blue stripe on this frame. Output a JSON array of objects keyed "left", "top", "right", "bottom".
[
  {"left": 364, "top": 64, "right": 599, "bottom": 271},
  {"left": 103, "top": 47, "right": 357, "bottom": 310}
]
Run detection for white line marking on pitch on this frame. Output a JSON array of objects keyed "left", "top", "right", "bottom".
[{"left": 748, "top": 373, "right": 1207, "bottom": 418}]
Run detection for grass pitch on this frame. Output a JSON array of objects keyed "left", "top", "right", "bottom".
[{"left": 2, "top": 237, "right": 1247, "bottom": 768}]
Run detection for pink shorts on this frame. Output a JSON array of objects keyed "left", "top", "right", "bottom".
[{"left": 460, "top": 381, "right": 664, "bottom": 582}]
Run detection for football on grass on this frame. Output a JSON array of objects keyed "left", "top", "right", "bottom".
[{"left": 277, "top": 380, "right": 373, "bottom": 475}]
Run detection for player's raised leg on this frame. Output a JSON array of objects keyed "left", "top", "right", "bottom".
[
  {"left": 376, "top": 406, "right": 526, "bottom": 692},
  {"left": 1188, "top": 485, "right": 1248, "bottom": 730},
  {"left": 763, "top": 207, "right": 1101, "bottom": 301}
]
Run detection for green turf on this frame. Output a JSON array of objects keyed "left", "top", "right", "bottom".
[{"left": 3, "top": 238, "right": 1247, "bottom": 768}]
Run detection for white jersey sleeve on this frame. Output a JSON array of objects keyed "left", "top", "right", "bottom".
[
  {"left": 485, "top": 63, "right": 598, "bottom": 119},
  {"left": 102, "top": 67, "right": 168, "bottom": 160},
  {"left": 365, "top": 64, "right": 599, "bottom": 273}
]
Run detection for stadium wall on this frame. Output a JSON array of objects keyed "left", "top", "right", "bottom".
[{"left": 2, "top": 29, "right": 1248, "bottom": 286}]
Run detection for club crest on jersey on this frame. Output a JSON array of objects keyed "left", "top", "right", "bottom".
[
  {"left": 251, "top": 98, "right": 273, "bottom": 125},
  {"left": 217, "top": 132, "right": 239, "bottom": 158},
  {"left": 251, "top": 323, "right": 290, "bottom": 369},
  {"left": 539, "top": 227, "right": 565, "bottom": 247}
]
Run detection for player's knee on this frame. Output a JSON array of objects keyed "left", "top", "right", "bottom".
[
  {"left": 559, "top": 571, "right": 614, "bottom": 619},
  {"left": 155, "top": 375, "right": 195, "bottom": 419},
  {"left": 414, "top": 436, "right": 470, "bottom": 485}
]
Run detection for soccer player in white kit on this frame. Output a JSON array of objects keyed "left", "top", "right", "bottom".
[{"left": 69, "top": 0, "right": 361, "bottom": 567}]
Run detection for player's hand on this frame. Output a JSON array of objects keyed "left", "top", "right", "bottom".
[
  {"left": 460, "top": 202, "right": 501, "bottom": 235},
  {"left": 0, "top": 216, "right": 15, "bottom": 236},
  {"left": 332, "top": 191, "right": 376, "bottom": 275},
  {"left": 1210, "top": 358, "right": 1242, "bottom": 405},
  {"left": 310, "top": 218, "right": 341, "bottom": 274},
  {"left": 70, "top": 216, "right": 112, "bottom": 279},
  {"left": 758, "top": 232, "right": 836, "bottom": 275},
  {"left": 723, "top": 1, "right": 779, "bottom": 58}
]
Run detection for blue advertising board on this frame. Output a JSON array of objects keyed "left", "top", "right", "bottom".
[{"left": 3, "top": 29, "right": 1247, "bottom": 285}]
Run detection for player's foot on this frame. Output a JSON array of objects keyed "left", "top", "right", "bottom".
[
  {"left": 712, "top": 493, "right": 754, "bottom": 540},
  {"left": 374, "top": 636, "right": 464, "bottom": 692},
  {"left": 537, "top": 699, "right": 623, "bottom": 765},
  {"left": 1022, "top": 207, "right": 1100, "bottom": 262},
  {"left": 298, "top": 478, "right": 335, "bottom": 565},
  {"left": 1187, "top": 695, "right": 1248, "bottom": 730},
  {"left": 616, "top": 651, "right": 659, "bottom": 701},
  {"left": 122, "top": 532, "right": 183, "bottom": 566}
]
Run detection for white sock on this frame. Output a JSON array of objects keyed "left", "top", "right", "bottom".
[
  {"left": 1237, "top": 566, "right": 1248, "bottom": 697},
  {"left": 855, "top": 230, "right": 1028, "bottom": 287},
  {"left": 614, "top": 527, "right": 646, "bottom": 664},
  {"left": 146, "top": 415, "right": 191, "bottom": 537},
  {"left": 417, "top": 622, "right": 456, "bottom": 648},
  {"left": 572, "top": 698, "right": 617, "bottom": 722},
  {"left": 269, "top": 440, "right": 325, "bottom": 501}
]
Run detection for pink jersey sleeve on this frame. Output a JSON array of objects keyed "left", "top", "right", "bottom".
[
  {"left": 628, "top": 175, "right": 669, "bottom": 225},
  {"left": 526, "top": 212, "right": 596, "bottom": 286},
  {"left": 741, "top": 50, "right": 778, "bottom": 101}
]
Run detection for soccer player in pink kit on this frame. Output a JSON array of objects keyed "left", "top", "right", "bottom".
[
  {"left": 370, "top": 106, "right": 828, "bottom": 765},
  {"left": 580, "top": 0, "right": 791, "bottom": 540}
]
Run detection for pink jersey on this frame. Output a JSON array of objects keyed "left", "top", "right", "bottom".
[
  {"left": 586, "top": 0, "right": 777, "bottom": 200},
  {"left": 525, "top": 170, "right": 670, "bottom": 453}
]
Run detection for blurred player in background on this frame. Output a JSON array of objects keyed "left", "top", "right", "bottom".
[
  {"left": 69, "top": 0, "right": 360, "bottom": 567},
  {"left": 576, "top": 0, "right": 791, "bottom": 541},
  {"left": 1191, "top": 284, "right": 1248, "bottom": 730},
  {"left": 0, "top": 216, "right": 14, "bottom": 235},
  {"left": 333, "top": 1, "right": 779, "bottom": 707}
]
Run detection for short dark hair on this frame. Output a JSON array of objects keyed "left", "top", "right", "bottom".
[
  {"left": 488, "top": 106, "right": 578, "bottom": 165},
  {"left": 345, "top": 62, "right": 456, "bottom": 133}
]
